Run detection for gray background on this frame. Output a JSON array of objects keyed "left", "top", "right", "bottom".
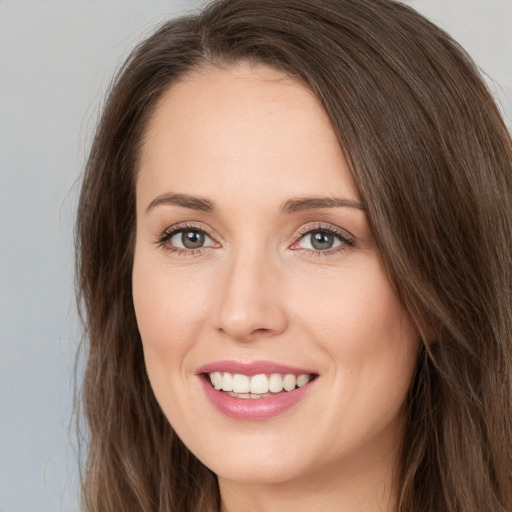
[{"left": 0, "top": 1, "right": 510, "bottom": 511}]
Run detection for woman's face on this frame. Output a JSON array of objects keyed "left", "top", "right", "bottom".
[{"left": 133, "top": 64, "right": 419, "bottom": 490}]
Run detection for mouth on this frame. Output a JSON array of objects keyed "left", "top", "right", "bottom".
[
  {"left": 205, "top": 371, "right": 317, "bottom": 399},
  {"left": 197, "top": 361, "right": 318, "bottom": 420}
]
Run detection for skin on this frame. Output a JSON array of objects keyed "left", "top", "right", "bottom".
[{"left": 132, "top": 63, "right": 420, "bottom": 512}]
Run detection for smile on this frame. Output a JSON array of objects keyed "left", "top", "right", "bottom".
[
  {"left": 208, "top": 371, "right": 314, "bottom": 398},
  {"left": 197, "top": 361, "right": 318, "bottom": 420}
]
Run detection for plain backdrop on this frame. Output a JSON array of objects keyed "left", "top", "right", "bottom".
[{"left": 0, "top": 1, "right": 510, "bottom": 511}]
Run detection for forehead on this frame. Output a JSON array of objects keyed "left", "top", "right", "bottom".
[{"left": 137, "top": 63, "right": 359, "bottom": 205}]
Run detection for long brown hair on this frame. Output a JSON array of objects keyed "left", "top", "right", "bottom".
[{"left": 75, "top": 1, "right": 512, "bottom": 510}]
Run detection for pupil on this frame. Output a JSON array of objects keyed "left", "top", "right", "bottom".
[
  {"left": 311, "top": 231, "right": 333, "bottom": 250},
  {"left": 182, "top": 230, "right": 205, "bottom": 249}
]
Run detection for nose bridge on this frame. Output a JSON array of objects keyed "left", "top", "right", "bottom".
[{"left": 215, "top": 242, "right": 287, "bottom": 341}]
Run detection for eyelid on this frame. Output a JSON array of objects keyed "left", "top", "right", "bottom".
[
  {"left": 290, "top": 222, "right": 355, "bottom": 251},
  {"left": 155, "top": 221, "right": 354, "bottom": 256},
  {"left": 156, "top": 222, "right": 220, "bottom": 249}
]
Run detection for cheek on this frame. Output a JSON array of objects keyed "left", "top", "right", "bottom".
[
  {"left": 131, "top": 253, "right": 212, "bottom": 369},
  {"left": 293, "top": 258, "right": 418, "bottom": 400},
  {"left": 295, "top": 258, "right": 409, "bottom": 347}
]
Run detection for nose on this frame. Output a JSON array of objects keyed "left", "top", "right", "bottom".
[{"left": 215, "top": 249, "right": 288, "bottom": 343}]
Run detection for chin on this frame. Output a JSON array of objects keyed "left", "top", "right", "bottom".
[
  {"left": 211, "top": 456, "right": 306, "bottom": 485},
  {"left": 182, "top": 429, "right": 310, "bottom": 485}
]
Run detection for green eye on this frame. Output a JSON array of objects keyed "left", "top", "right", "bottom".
[
  {"left": 309, "top": 231, "right": 336, "bottom": 250},
  {"left": 290, "top": 225, "right": 355, "bottom": 254},
  {"left": 299, "top": 229, "right": 342, "bottom": 251},
  {"left": 164, "top": 228, "right": 213, "bottom": 250},
  {"left": 180, "top": 230, "right": 205, "bottom": 249}
]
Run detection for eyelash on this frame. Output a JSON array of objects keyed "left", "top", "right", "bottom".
[
  {"left": 155, "top": 222, "right": 355, "bottom": 258},
  {"left": 156, "top": 223, "right": 215, "bottom": 257},
  {"left": 293, "top": 223, "right": 355, "bottom": 258}
]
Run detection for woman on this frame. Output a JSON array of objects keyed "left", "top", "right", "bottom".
[{"left": 75, "top": 0, "right": 512, "bottom": 511}]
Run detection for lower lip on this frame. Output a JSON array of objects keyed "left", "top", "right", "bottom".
[{"left": 199, "top": 376, "right": 314, "bottom": 421}]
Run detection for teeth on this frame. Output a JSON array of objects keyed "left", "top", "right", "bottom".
[
  {"left": 296, "top": 374, "right": 310, "bottom": 387},
  {"left": 232, "top": 373, "right": 250, "bottom": 393},
  {"left": 249, "top": 374, "right": 269, "bottom": 394},
  {"left": 269, "top": 373, "right": 284, "bottom": 393},
  {"left": 283, "top": 374, "right": 296, "bottom": 391},
  {"left": 208, "top": 372, "right": 313, "bottom": 395},
  {"left": 210, "top": 371, "right": 223, "bottom": 390},
  {"left": 221, "top": 372, "right": 233, "bottom": 392}
]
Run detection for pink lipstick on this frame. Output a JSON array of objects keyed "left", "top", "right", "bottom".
[{"left": 196, "top": 360, "right": 317, "bottom": 421}]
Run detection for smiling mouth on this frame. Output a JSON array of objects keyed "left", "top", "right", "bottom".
[{"left": 206, "top": 371, "right": 317, "bottom": 399}]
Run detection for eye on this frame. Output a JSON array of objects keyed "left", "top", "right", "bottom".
[
  {"left": 171, "top": 229, "right": 210, "bottom": 249},
  {"left": 302, "top": 230, "right": 341, "bottom": 251},
  {"left": 157, "top": 224, "right": 219, "bottom": 253},
  {"left": 291, "top": 225, "right": 354, "bottom": 253}
]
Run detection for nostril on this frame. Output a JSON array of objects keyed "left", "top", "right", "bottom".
[{"left": 253, "top": 327, "right": 271, "bottom": 334}]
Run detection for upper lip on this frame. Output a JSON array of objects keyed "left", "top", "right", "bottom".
[{"left": 196, "top": 360, "right": 317, "bottom": 376}]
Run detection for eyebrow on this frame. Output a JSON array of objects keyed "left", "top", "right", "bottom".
[
  {"left": 280, "top": 197, "right": 366, "bottom": 214},
  {"left": 146, "top": 193, "right": 215, "bottom": 213},
  {"left": 146, "top": 193, "right": 365, "bottom": 214}
]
